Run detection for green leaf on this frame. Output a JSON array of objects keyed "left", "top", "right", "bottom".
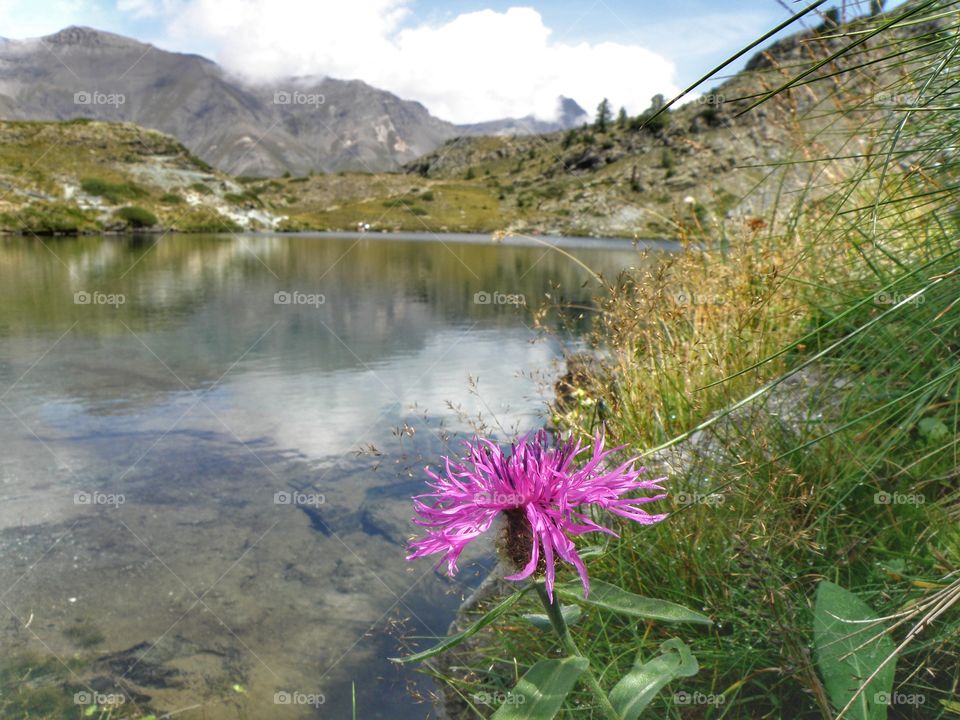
[
  {"left": 608, "top": 638, "right": 700, "bottom": 720},
  {"left": 391, "top": 589, "right": 527, "bottom": 664},
  {"left": 557, "top": 580, "right": 712, "bottom": 625},
  {"left": 522, "top": 605, "right": 582, "bottom": 631},
  {"left": 814, "top": 581, "right": 896, "bottom": 720},
  {"left": 577, "top": 544, "right": 606, "bottom": 559},
  {"left": 940, "top": 699, "right": 960, "bottom": 715},
  {"left": 490, "top": 657, "right": 588, "bottom": 720}
]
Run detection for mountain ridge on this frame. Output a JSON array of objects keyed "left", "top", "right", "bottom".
[{"left": 0, "top": 26, "right": 587, "bottom": 176}]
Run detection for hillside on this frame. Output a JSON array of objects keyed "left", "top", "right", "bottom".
[
  {"left": 245, "top": 9, "right": 920, "bottom": 238},
  {"left": 0, "top": 8, "right": 923, "bottom": 238},
  {"left": 0, "top": 119, "right": 282, "bottom": 234}
]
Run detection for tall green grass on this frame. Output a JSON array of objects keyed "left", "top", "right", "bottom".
[{"left": 427, "top": 2, "right": 960, "bottom": 718}]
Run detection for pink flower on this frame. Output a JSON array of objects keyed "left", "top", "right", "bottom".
[{"left": 406, "top": 429, "right": 667, "bottom": 600}]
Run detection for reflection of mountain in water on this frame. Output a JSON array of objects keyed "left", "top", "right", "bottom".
[{"left": 0, "top": 234, "right": 646, "bottom": 400}]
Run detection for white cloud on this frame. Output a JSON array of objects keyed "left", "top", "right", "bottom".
[
  {"left": 115, "top": 0, "right": 180, "bottom": 17},
  {"left": 145, "top": 1, "right": 677, "bottom": 124}
]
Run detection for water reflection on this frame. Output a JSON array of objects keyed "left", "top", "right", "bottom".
[{"left": 0, "top": 233, "right": 653, "bottom": 719}]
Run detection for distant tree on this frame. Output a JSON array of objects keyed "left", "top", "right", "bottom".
[
  {"left": 616, "top": 106, "right": 628, "bottom": 129},
  {"left": 635, "top": 94, "right": 671, "bottom": 134},
  {"left": 870, "top": 0, "right": 885, "bottom": 15},
  {"left": 562, "top": 129, "right": 576, "bottom": 149},
  {"left": 595, "top": 98, "right": 612, "bottom": 132}
]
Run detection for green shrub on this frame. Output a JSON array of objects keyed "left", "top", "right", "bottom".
[
  {"left": 189, "top": 156, "right": 214, "bottom": 172},
  {"left": 188, "top": 182, "right": 213, "bottom": 196},
  {"left": 660, "top": 149, "right": 675, "bottom": 171},
  {"left": 159, "top": 192, "right": 183, "bottom": 204},
  {"left": 383, "top": 197, "right": 416, "bottom": 208},
  {"left": 114, "top": 205, "right": 158, "bottom": 228},
  {"left": 80, "top": 177, "right": 146, "bottom": 204}
]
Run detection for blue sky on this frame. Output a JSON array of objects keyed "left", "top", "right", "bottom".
[
  {"left": 0, "top": 1, "right": 898, "bottom": 122},
  {"left": 410, "top": 0, "right": 789, "bottom": 79}
]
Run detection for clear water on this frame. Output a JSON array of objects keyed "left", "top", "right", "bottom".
[{"left": 0, "top": 232, "right": 655, "bottom": 718}]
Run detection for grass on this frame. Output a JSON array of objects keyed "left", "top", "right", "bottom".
[
  {"left": 170, "top": 206, "right": 242, "bottom": 233},
  {"left": 0, "top": 202, "right": 102, "bottom": 234},
  {"left": 80, "top": 177, "right": 147, "bottom": 204},
  {"left": 272, "top": 175, "right": 510, "bottom": 232},
  {"left": 422, "top": 4, "right": 960, "bottom": 718}
]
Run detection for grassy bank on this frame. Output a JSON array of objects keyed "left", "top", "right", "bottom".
[{"left": 423, "top": 4, "right": 960, "bottom": 718}]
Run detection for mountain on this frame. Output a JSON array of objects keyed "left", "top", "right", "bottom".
[
  {"left": 0, "top": 26, "right": 587, "bottom": 177},
  {"left": 0, "top": 27, "right": 460, "bottom": 176},
  {"left": 457, "top": 97, "right": 589, "bottom": 136}
]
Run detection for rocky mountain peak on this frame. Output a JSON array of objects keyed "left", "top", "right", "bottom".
[
  {"left": 43, "top": 26, "right": 137, "bottom": 48},
  {"left": 557, "top": 96, "right": 589, "bottom": 125}
]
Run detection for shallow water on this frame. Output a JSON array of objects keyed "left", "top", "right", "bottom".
[{"left": 0, "top": 232, "right": 653, "bottom": 718}]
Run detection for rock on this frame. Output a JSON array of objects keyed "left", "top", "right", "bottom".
[{"left": 562, "top": 150, "right": 603, "bottom": 172}]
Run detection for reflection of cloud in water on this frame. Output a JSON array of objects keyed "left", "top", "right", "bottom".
[{"left": 215, "top": 327, "right": 558, "bottom": 460}]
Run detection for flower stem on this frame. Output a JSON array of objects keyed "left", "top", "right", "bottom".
[{"left": 534, "top": 582, "right": 622, "bottom": 720}]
